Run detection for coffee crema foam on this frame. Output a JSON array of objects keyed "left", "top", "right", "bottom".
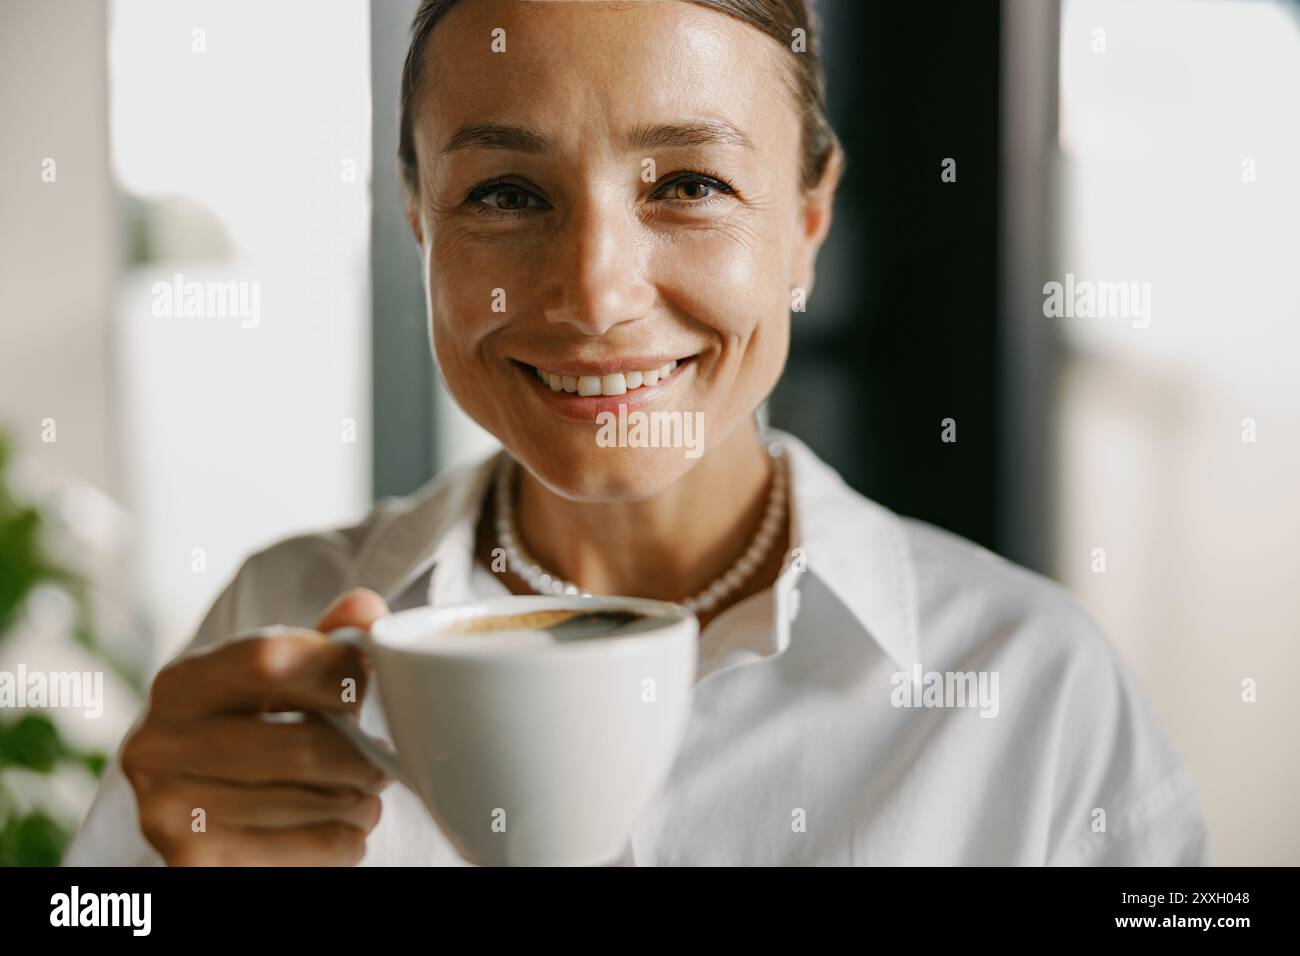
[
  {"left": 439, "top": 609, "right": 591, "bottom": 634},
  {"left": 429, "top": 608, "right": 659, "bottom": 651}
]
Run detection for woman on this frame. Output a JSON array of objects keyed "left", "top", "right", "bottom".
[{"left": 68, "top": 0, "right": 1208, "bottom": 866}]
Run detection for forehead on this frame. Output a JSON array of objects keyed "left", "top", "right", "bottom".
[{"left": 413, "top": 0, "right": 794, "bottom": 156}]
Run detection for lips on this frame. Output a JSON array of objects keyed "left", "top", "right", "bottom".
[
  {"left": 512, "top": 355, "right": 693, "bottom": 419},
  {"left": 532, "top": 360, "right": 678, "bottom": 397}
]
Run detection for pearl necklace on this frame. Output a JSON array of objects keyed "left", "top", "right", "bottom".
[{"left": 494, "top": 442, "right": 788, "bottom": 614}]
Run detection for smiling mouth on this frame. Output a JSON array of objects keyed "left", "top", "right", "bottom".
[{"left": 514, "top": 356, "right": 694, "bottom": 397}]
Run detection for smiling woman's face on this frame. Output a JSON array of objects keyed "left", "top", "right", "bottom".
[{"left": 407, "top": 0, "right": 834, "bottom": 502}]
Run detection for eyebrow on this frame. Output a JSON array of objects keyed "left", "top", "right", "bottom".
[
  {"left": 626, "top": 121, "right": 756, "bottom": 153},
  {"left": 440, "top": 123, "right": 553, "bottom": 154},
  {"left": 438, "top": 120, "right": 755, "bottom": 155}
]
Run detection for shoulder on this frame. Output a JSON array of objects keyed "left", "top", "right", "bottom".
[
  {"left": 785, "top": 429, "right": 1110, "bottom": 676},
  {"left": 900, "top": 515, "right": 1109, "bottom": 668},
  {"left": 897, "top": 513, "right": 1141, "bottom": 738},
  {"left": 780, "top": 431, "right": 1206, "bottom": 861},
  {"left": 898, "top": 517, "right": 1207, "bottom": 863}
]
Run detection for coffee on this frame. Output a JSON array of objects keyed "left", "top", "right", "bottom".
[{"left": 439, "top": 607, "right": 652, "bottom": 640}]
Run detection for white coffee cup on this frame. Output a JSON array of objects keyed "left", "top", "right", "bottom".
[{"left": 321, "top": 595, "right": 697, "bottom": 866}]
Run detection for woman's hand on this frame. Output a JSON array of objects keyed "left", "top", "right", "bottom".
[{"left": 122, "top": 589, "right": 392, "bottom": 866}]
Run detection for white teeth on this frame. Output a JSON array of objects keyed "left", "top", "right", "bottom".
[{"left": 533, "top": 361, "right": 685, "bottom": 396}]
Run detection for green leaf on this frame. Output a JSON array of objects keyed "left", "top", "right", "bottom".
[
  {"left": 0, "top": 713, "right": 67, "bottom": 772},
  {"left": 0, "top": 507, "right": 48, "bottom": 640},
  {"left": 79, "top": 751, "right": 108, "bottom": 776},
  {"left": 0, "top": 810, "right": 69, "bottom": 867}
]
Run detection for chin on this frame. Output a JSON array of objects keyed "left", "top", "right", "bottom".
[{"left": 513, "top": 439, "right": 700, "bottom": 504}]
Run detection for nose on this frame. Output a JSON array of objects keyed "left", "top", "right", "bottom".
[{"left": 541, "top": 197, "right": 655, "bottom": 335}]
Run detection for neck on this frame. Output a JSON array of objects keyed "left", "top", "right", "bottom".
[{"left": 506, "top": 423, "right": 780, "bottom": 610}]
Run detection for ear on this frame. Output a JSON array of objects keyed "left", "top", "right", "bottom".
[
  {"left": 790, "top": 144, "right": 843, "bottom": 296},
  {"left": 404, "top": 190, "right": 425, "bottom": 245}
]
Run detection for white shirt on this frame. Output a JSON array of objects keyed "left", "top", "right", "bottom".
[{"left": 65, "top": 430, "right": 1210, "bottom": 866}]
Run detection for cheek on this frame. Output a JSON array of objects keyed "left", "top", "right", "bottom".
[
  {"left": 669, "top": 230, "right": 787, "bottom": 333},
  {"left": 657, "top": 225, "right": 792, "bottom": 389},
  {"left": 428, "top": 241, "right": 497, "bottom": 342},
  {"left": 424, "top": 244, "right": 516, "bottom": 424},
  {"left": 425, "top": 229, "right": 528, "bottom": 356}
]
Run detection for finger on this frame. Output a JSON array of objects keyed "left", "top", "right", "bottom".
[
  {"left": 129, "top": 713, "right": 390, "bottom": 791},
  {"left": 152, "top": 630, "right": 371, "bottom": 718},
  {"left": 315, "top": 588, "right": 390, "bottom": 635},
  {"left": 158, "top": 778, "right": 383, "bottom": 831},
  {"left": 168, "top": 822, "right": 370, "bottom": 867}
]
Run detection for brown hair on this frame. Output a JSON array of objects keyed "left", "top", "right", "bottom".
[{"left": 397, "top": 0, "right": 838, "bottom": 197}]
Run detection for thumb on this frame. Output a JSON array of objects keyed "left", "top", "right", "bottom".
[{"left": 315, "top": 587, "right": 390, "bottom": 635}]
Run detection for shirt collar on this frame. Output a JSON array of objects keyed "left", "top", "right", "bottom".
[
  {"left": 356, "top": 431, "right": 918, "bottom": 672},
  {"left": 775, "top": 429, "right": 919, "bottom": 672},
  {"left": 355, "top": 452, "right": 503, "bottom": 608}
]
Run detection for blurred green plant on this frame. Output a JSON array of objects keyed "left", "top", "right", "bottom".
[{"left": 0, "top": 433, "right": 138, "bottom": 865}]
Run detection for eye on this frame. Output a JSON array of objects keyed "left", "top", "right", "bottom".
[
  {"left": 650, "top": 172, "right": 736, "bottom": 204},
  {"left": 465, "top": 180, "right": 549, "bottom": 214}
]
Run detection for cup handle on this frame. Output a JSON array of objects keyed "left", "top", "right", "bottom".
[{"left": 320, "top": 626, "right": 410, "bottom": 788}]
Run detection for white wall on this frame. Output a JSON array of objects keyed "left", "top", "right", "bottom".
[
  {"left": 0, "top": 0, "right": 117, "bottom": 495},
  {"left": 108, "top": 0, "right": 374, "bottom": 661},
  {"left": 1056, "top": 0, "right": 1300, "bottom": 865}
]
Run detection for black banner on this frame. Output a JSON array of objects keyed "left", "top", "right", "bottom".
[{"left": 0, "top": 866, "right": 1282, "bottom": 941}]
